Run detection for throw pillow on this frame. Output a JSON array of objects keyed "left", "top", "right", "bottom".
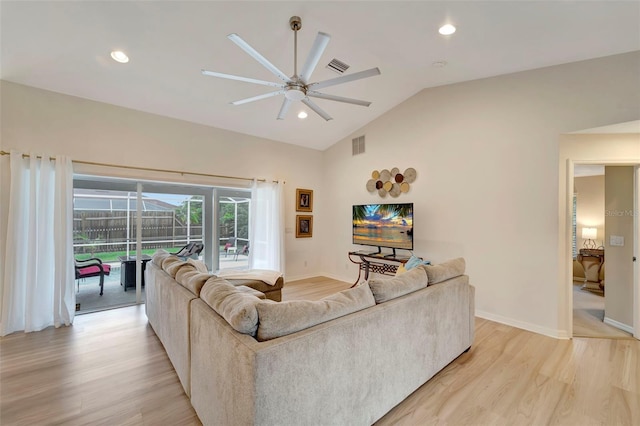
[
  {"left": 255, "top": 284, "right": 376, "bottom": 342},
  {"left": 368, "top": 266, "right": 428, "bottom": 303},
  {"left": 404, "top": 254, "right": 430, "bottom": 270},
  {"left": 422, "top": 257, "right": 466, "bottom": 285},
  {"left": 200, "top": 277, "right": 261, "bottom": 335},
  {"left": 395, "top": 264, "right": 407, "bottom": 276}
]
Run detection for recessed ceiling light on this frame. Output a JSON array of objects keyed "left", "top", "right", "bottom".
[
  {"left": 432, "top": 61, "right": 448, "bottom": 68},
  {"left": 438, "top": 24, "right": 456, "bottom": 36},
  {"left": 110, "top": 50, "right": 129, "bottom": 63},
  {"left": 298, "top": 111, "right": 308, "bottom": 119}
]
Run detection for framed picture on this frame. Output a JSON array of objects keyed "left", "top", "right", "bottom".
[
  {"left": 296, "top": 215, "right": 313, "bottom": 238},
  {"left": 296, "top": 188, "right": 313, "bottom": 212}
]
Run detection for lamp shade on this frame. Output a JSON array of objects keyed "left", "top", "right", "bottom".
[{"left": 582, "top": 227, "right": 597, "bottom": 239}]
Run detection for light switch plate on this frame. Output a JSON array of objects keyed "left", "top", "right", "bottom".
[{"left": 610, "top": 235, "right": 624, "bottom": 247}]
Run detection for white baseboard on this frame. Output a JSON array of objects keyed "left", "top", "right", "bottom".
[
  {"left": 603, "top": 316, "right": 635, "bottom": 334},
  {"left": 475, "top": 310, "right": 570, "bottom": 340}
]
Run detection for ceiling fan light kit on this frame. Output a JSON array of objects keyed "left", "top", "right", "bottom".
[{"left": 202, "top": 16, "right": 381, "bottom": 121}]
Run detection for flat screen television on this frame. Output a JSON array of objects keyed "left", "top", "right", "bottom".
[{"left": 352, "top": 203, "right": 413, "bottom": 252}]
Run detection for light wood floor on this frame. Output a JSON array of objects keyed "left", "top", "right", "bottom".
[
  {"left": 572, "top": 281, "right": 633, "bottom": 339},
  {"left": 1, "top": 277, "right": 639, "bottom": 425}
]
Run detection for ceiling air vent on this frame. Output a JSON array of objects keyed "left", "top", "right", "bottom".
[
  {"left": 327, "top": 58, "right": 350, "bottom": 74},
  {"left": 352, "top": 135, "right": 365, "bottom": 156}
]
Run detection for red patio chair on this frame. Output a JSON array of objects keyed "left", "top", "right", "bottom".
[{"left": 75, "top": 258, "right": 111, "bottom": 296}]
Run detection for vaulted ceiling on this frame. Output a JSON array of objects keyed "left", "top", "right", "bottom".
[{"left": 2, "top": 1, "right": 638, "bottom": 150}]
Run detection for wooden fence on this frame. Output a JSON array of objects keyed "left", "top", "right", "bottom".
[{"left": 73, "top": 210, "right": 203, "bottom": 254}]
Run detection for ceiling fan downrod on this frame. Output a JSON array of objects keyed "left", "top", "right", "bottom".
[
  {"left": 285, "top": 16, "right": 306, "bottom": 101},
  {"left": 290, "top": 16, "right": 301, "bottom": 79}
]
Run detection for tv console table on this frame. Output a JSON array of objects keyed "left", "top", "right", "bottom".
[{"left": 348, "top": 251, "right": 412, "bottom": 286}]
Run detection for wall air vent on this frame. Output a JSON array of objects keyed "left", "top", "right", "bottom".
[
  {"left": 352, "top": 135, "right": 365, "bottom": 156},
  {"left": 327, "top": 58, "right": 350, "bottom": 74}
]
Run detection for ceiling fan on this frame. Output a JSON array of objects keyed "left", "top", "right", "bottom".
[{"left": 201, "top": 16, "right": 381, "bottom": 121}]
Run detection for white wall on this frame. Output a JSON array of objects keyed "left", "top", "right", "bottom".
[
  {"left": 322, "top": 51, "right": 640, "bottom": 338},
  {"left": 574, "top": 175, "right": 605, "bottom": 250},
  {"left": 0, "top": 81, "right": 325, "bottom": 286},
  {"left": 2, "top": 52, "right": 639, "bottom": 338}
]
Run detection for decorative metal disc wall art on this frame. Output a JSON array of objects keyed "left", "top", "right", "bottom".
[{"left": 367, "top": 167, "right": 416, "bottom": 197}]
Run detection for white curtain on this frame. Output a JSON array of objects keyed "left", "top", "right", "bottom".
[
  {"left": 1, "top": 151, "right": 75, "bottom": 335},
  {"left": 249, "top": 180, "right": 285, "bottom": 273}
]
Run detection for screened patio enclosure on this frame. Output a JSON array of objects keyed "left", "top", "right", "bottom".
[
  {"left": 72, "top": 177, "right": 251, "bottom": 313},
  {"left": 73, "top": 188, "right": 204, "bottom": 258}
]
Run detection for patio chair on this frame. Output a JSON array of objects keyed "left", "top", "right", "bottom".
[
  {"left": 224, "top": 238, "right": 237, "bottom": 257},
  {"left": 75, "top": 257, "right": 111, "bottom": 296},
  {"left": 172, "top": 242, "right": 204, "bottom": 259},
  {"left": 235, "top": 243, "right": 249, "bottom": 260}
]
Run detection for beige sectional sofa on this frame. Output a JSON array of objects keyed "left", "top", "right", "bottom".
[
  {"left": 146, "top": 252, "right": 474, "bottom": 425},
  {"left": 145, "top": 250, "right": 284, "bottom": 396}
]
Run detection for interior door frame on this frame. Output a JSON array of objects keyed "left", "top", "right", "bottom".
[
  {"left": 634, "top": 166, "right": 640, "bottom": 338},
  {"left": 564, "top": 159, "right": 639, "bottom": 339}
]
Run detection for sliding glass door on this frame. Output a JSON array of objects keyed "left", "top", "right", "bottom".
[{"left": 73, "top": 176, "right": 251, "bottom": 313}]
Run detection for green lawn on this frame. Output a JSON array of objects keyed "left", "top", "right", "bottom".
[{"left": 74, "top": 247, "right": 182, "bottom": 263}]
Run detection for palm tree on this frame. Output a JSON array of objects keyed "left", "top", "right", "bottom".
[
  {"left": 353, "top": 205, "right": 369, "bottom": 223},
  {"left": 354, "top": 203, "right": 412, "bottom": 222}
]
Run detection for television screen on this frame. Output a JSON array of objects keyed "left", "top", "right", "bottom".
[{"left": 352, "top": 203, "right": 413, "bottom": 250}]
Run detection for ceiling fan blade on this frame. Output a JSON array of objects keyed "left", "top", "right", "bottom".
[
  {"left": 307, "top": 91, "right": 371, "bottom": 107},
  {"left": 201, "top": 70, "right": 284, "bottom": 88},
  {"left": 299, "top": 32, "right": 331, "bottom": 83},
  {"left": 277, "top": 98, "right": 293, "bottom": 120},
  {"left": 308, "top": 67, "right": 381, "bottom": 91},
  {"left": 227, "top": 33, "right": 291, "bottom": 83},
  {"left": 231, "top": 89, "right": 285, "bottom": 105},
  {"left": 302, "top": 98, "right": 333, "bottom": 121}
]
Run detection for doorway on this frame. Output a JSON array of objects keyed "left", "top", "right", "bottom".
[
  {"left": 572, "top": 164, "right": 633, "bottom": 338},
  {"left": 559, "top": 130, "right": 640, "bottom": 340}
]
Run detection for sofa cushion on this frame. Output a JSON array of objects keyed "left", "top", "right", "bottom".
[
  {"left": 175, "top": 264, "right": 197, "bottom": 284},
  {"left": 422, "top": 257, "right": 466, "bottom": 284},
  {"left": 152, "top": 249, "right": 172, "bottom": 267},
  {"left": 163, "top": 257, "right": 190, "bottom": 278},
  {"left": 255, "top": 284, "right": 375, "bottom": 342},
  {"left": 187, "top": 258, "right": 209, "bottom": 273},
  {"left": 200, "top": 277, "right": 261, "bottom": 335},
  {"left": 368, "top": 266, "right": 428, "bottom": 303},
  {"left": 176, "top": 268, "right": 216, "bottom": 296}
]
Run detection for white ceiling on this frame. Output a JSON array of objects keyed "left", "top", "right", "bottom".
[{"left": 1, "top": 1, "right": 639, "bottom": 151}]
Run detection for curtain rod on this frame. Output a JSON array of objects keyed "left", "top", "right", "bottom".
[{"left": 0, "top": 150, "right": 280, "bottom": 183}]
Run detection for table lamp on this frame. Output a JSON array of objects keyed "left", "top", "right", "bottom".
[{"left": 581, "top": 227, "right": 597, "bottom": 249}]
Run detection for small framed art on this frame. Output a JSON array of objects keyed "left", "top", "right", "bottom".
[
  {"left": 296, "top": 188, "right": 313, "bottom": 212},
  {"left": 296, "top": 215, "right": 313, "bottom": 238}
]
